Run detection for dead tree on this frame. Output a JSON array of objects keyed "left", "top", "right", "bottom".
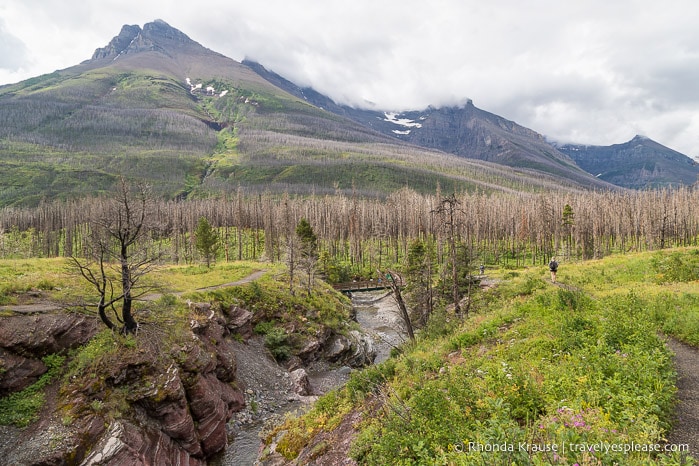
[
  {"left": 433, "top": 194, "right": 463, "bottom": 315},
  {"left": 383, "top": 269, "right": 415, "bottom": 342},
  {"left": 70, "top": 178, "right": 161, "bottom": 333}
]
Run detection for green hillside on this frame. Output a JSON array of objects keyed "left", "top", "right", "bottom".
[{"left": 0, "top": 21, "right": 602, "bottom": 207}]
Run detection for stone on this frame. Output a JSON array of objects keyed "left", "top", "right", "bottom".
[
  {"left": 81, "top": 420, "right": 206, "bottom": 466},
  {"left": 284, "top": 355, "right": 304, "bottom": 372},
  {"left": 0, "top": 347, "right": 47, "bottom": 396},
  {"left": 289, "top": 368, "right": 311, "bottom": 396},
  {"left": 187, "top": 301, "right": 212, "bottom": 316},
  {"left": 345, "top": 330, "right": 377, "bottom": 367},
  {"left": 225, "top": 305, "right": 253, "bottom": 340},
  {"left": 296, "top": 337, "right": 321, "bottom": 362},
  {"left": 186, "top": 372, "right": 244, "bottom": 456},
  {"left": 324, "top": 335, "right": 352, "bottom": 362},
  {"left": 322, "top": 331, "right": 376, "bottom": 367},
  {"left": 0, "top": 313, "right": 98, "bottom": 356},
  {"left": 0, "top": 313, "right": 98, "bottom": 397}
]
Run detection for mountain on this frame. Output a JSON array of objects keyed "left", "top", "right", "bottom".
[
  {"left": 0, "top": 20, "right": 612, "bottom": 207},
  {"left": 0, "top": 19, "right": 292, "bottom": 205},
  {"left": 244, "top": 61, "right": 608, "bottom": 189},
  {"left": 555, "top": 135, "right": 699, "bottom": 189}
]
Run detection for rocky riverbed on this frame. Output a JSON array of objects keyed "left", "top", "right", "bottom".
[{"left": 218, "top": 290, "right": 406, "bottom": 465}]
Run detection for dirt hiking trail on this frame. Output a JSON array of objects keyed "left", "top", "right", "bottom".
[
  {"left": 0, "top": 270, "right": 269, "bottom": 314},
  {"left": 666, "top": 338, "right": 699, "bottom": 459},
  {"left": 550, "top": 278, "right": 698, "bottom": 460}
]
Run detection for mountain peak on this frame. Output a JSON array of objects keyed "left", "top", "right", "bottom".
[
  {"left": 558, "top": 136, "right": 698, "bottom": 189},
  {"left": 142, "top": 19, "right": 193, "bottom": 44},
  {"left": 91, "top": 24, "right": 141, "bottom": 60},
  {"left": 90, "top": 20, "right": 198, "bottom": 61}
]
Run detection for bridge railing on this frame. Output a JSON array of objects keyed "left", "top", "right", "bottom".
[{"left": 332, "top": 278, "right": 403, "bottom": 292}]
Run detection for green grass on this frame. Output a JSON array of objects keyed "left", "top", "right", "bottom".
[
  {"left": 0, "top": 354, "right": 65, "bottom": 427},
  {"left": 0, "top": 258, "right": 88, "bottom": 305},
  {"left": 0, "top": 258, "right": 273, "bottom": 308},
  {"left": 185, "top": 270, "right": 353, "bottom": 356},
  {"left": 211, "top": 160, "right": 480, "bottom": 197},
  {"left": 560, "top": 248, "right": 699, "bottom": 346},
  {"left": 149, "top": 261, "right": 266, "bottom": 292}
]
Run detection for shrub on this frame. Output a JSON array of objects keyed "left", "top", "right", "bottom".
[
  {"left": 263, "top": 327, "right": 292, "bottom": 361},
  {"left": 652, "top": 250, "right": 699, "bottom": 283},
  {"left": 0, "top": 354, "right": 65, "bottom": 427}
]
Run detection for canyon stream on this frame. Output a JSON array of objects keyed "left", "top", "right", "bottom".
[{"left": 212, "top": 290, "right": 407, "bottom": 465}]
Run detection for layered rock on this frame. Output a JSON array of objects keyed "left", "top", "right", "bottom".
[
  {"left": 82, "top": 420, "right": 204, "bottom": 466},
  {"left": 0, "top": 313, "right": 98, "bottom": 356},
  {"left": 0, "top": 309, "right": 245, "bottom": 465},
  {"left": 0, "top": 313, "right": 98, "bottom": 396},
  {"left": 90, "top": 19, "right": 203, "bottom": 62},
  {"left": 323, "top": 330, "right": 376, "bottom": 367},
  {"left": 66, "top": 316, "right": 245, "bottom": 465},
  {"left": 223, "top": 305, "right": 253, "bottom": 340},
  {"left": 90, "top": 24, "right": 141, "bottom": 60}
]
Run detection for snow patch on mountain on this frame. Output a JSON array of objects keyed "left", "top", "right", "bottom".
[
  {"left": 383, "top": 112, "right": 423, "bottom": 135},
  {"left": 186, "top": 78, "right": 229, "bottom": 97}
]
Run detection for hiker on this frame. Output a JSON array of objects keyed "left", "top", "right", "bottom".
[
  {"left": 479, "top": 264, "right": 485, "bottom": 275},
  {"left": 549, "top": 257, "right": 558, "bottom": 283}
]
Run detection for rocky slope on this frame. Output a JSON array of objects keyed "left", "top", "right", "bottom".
[
  {"left": 555, "top": 135, "right": 699, "bottom": 188},
  {"left": 0, "top": 308, "right": 246, "bottom": 465},
  {"left": 0, "top": 288, "right": 376, "bottom": 465},
  {"left": 245, "top": 60, "right": 613, "bottom": 191},
  {"left": 0, "top": 312, "right": 98, "bottom": 396}
]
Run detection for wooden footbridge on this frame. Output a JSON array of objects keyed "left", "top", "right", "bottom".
[{"left": 332, "top": 277, "right": 403, "bottom": 294}]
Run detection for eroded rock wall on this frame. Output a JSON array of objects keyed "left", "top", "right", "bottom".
[{"left": 0, "top": 310, "right": 245, "bottom": 465}]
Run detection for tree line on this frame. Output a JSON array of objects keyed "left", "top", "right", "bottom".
[{"left": 2, "top": 186, "right": 699, "bottom": 269}]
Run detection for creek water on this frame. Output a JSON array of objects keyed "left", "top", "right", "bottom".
[
  {"left": 350, "top": 290, "right": 406, "bottom": 364},
  {"left": 213, "top": 290, "right": 405, "bottom": 465}
]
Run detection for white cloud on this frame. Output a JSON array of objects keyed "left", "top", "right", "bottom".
[
  {"left": 1, "top": 0, "right": 699, "bottom": 156},
  {"left": 0, "top": 18, "right": 30, "bottom": 71}
]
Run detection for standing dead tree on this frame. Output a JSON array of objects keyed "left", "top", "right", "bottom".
[
  {"left": 382, "top": 269, "right": 415, "bottom": 342},
  {"left": 296, "top": 218, "right": 319, "bottom": 297},
  {"left": 70, "top": 178, "right": 161, "bottom": 333},
  {"left": 433, "top": 193, "right": 464, "bottom": 315}
]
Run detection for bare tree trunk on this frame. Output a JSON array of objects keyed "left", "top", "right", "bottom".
[
  {"left": 385, "top": 270, "right": 415, "bottom": 341},
  {"left": 120, "top": 244, "right": 138, "bottom": 333},
  {"left": 97, "top": 298, "right": 116, "bottom": 330}
]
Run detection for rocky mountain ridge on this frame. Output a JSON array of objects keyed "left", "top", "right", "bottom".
[
  {"left": 90, "top": 20, "right": 197, "bottom": 61},
  {"left": 244, "top": 60, "right": 611, "bottom": 189},
  {"left": 247, "top": 59, "right": 696, "bottom": 190},
  {"left": 0, "top": 19, "right": 618, "bottom": 207},
  {"left": 1, "top": 19, "right": 692, "bottom": 208},
  {"left": 555, "top": 135, "right": 699, "bottom": 189}
]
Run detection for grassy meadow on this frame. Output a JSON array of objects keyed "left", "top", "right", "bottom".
[
  {"left": 0, "top": 258, "right": 272, "bottom": 307},
  {"left": 266, "top": 248, "right": 699, "bottom": 465}
]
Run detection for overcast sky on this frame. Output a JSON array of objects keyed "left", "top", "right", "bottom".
[{"left": 1, "top": 0, "right": 699, "bottom": 156}]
